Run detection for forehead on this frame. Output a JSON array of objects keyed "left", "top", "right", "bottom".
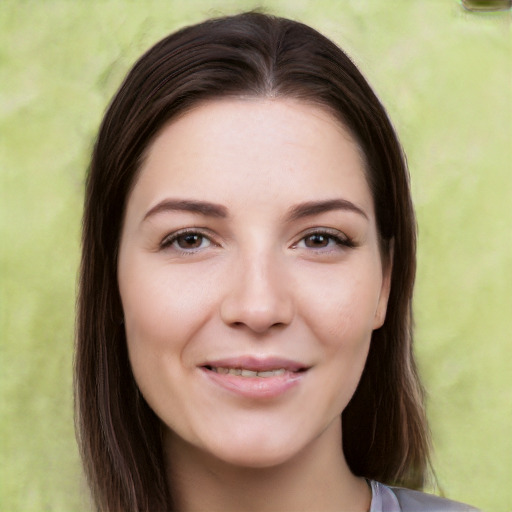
[{"left": 128, "top": 97, "right": 374, "bottom": 219}]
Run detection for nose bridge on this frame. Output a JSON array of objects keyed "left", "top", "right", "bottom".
[{"left": 220, "top": 244, "right": 293, "bottom": 333}]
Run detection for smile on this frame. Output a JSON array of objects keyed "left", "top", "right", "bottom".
[
  {"left": 208, "top": 367, "right": 287, "bottom": 377},
  {"left": 200, "top": 358, "right": 309, "bottom": 399}
]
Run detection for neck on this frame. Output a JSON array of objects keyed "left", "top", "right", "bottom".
[{"left": 164, "top": 418, "right": 371, "bottom": 512}]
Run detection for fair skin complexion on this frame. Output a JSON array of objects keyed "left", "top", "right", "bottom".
[{"left": 118, "top": 98, "right": 391, "bottom": 511}]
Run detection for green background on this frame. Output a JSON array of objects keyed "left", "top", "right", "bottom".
[{"left": 1, "top": 1, "right": 510, "bottom": 510}]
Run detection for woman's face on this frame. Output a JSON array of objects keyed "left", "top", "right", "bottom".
[{"left": 118, "top": 98, "right": 391, "bottom": 468}]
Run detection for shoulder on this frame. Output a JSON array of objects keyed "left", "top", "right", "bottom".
[{"left": 389, "top": 486, "right": 481, "bottom": 512}]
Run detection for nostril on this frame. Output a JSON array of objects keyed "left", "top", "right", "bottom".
[{"left": 229, "top": 320, "right": 287, "bottom": 332}]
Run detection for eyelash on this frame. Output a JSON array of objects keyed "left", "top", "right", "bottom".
[
  {"left": 293, "top": 229, "right": 355, "bottom": 251},
  {"left": 160, "top": 228, "right": 214, "bottom": 254},
  {"left": 159, "top": 228, "right": 355, "bottom": 254}
]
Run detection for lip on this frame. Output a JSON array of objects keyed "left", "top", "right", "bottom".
[{"left": 199, "top": 356, "right": 309, "bottom": 399}]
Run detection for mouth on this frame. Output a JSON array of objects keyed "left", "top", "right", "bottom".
[
  {"left": 200, "top": 358, "right": 309, "bottom": 399},
  {"left": 203, "top": 366, "right": 307, "bottom": 378}
]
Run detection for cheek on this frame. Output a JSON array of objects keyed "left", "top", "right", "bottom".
[
  {"left": 299, "top": 262, "right": 382, "bottom": 343},
  {"left": 297, "top": 263, "right": 381, "bottom": 408},
  {"left": 118, "top": 262, "right": 204, "bottom": 433},
  {"left": 119, "top": 255, "right": 218, "bottom": 353}
]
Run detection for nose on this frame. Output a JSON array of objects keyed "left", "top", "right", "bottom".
[{"left": 220, "top": 251, "right": 294, "bottom": 334}]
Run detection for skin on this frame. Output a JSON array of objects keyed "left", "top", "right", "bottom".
[{"left": 118, "top": 98, "right": 391, "bottom": 511}]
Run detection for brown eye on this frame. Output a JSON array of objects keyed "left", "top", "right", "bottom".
[
  {"left": 295, "top": 230, "right": 353, "bottom": 251},
  {"left": 162, "top": 231, "right": 212, "bottom": 251},
  {"left": 304, "top": 234, "right": 330, "bottom": 248},
  {"left": 175, "top": 233, "right": 208, "bottom": 249}
]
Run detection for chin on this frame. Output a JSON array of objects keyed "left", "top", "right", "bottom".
[
  {"left": 215, "top": 444, "right": 298, "bottom": 470},
  {"left": 166, "top": 423, "right": 309, "bottom": 471},
  {"left": 200, "top": 424, "right": 320, "bottom": 470}
]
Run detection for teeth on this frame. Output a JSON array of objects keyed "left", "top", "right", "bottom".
[
  {"left": 258, "top": 369, "right": 285, "bottom": 377},
  {"left": 212, "top": 367, "right": 287, "bottom": 377}
]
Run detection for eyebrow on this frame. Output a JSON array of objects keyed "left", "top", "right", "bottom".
[
  {"left": 143, "top": 197, "right": 368, "bottom": 223},
  {"left": 143, "top": 199, "right": 228, "bottom": 221},
  {"left": 286, "top": 199, "right": 368, "bottom": 221}
]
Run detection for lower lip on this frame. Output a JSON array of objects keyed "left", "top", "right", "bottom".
[{"left": 200, "top": 368, "right": 305, "bottom": 399}]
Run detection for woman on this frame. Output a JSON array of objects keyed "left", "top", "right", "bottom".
[{"left": 75, "top": 12, "right": 479, "bottom": 512}]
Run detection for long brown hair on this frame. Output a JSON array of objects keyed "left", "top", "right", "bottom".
[{"left": 76, "top": 12, "right": 429, "bottom": 511}]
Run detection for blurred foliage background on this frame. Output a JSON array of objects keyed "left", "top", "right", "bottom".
[{"left": 1, "top": 1, "right": 510, "bottom": 510}]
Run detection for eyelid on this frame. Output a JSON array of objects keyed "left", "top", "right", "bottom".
[
  {"left": 292, "top": 227, "right": 355, "bottom": 249},
  {"left": 158, "top": 226, "right": 354, "bottom": 253},
  {"left": 160, "top": 227, "right": 218, "bottom": 251}
]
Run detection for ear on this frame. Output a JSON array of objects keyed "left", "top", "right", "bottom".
[{"left": 373, "top": 239, "right": 393, "bottom": 330}]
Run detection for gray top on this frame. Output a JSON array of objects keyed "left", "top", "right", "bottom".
[{"left": 369, "top": 480, "right": 481, "bottom": 512}]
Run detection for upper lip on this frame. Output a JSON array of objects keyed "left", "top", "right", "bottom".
[{"left": 200, "top": 356, "right": 309, "bottom": 373}]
